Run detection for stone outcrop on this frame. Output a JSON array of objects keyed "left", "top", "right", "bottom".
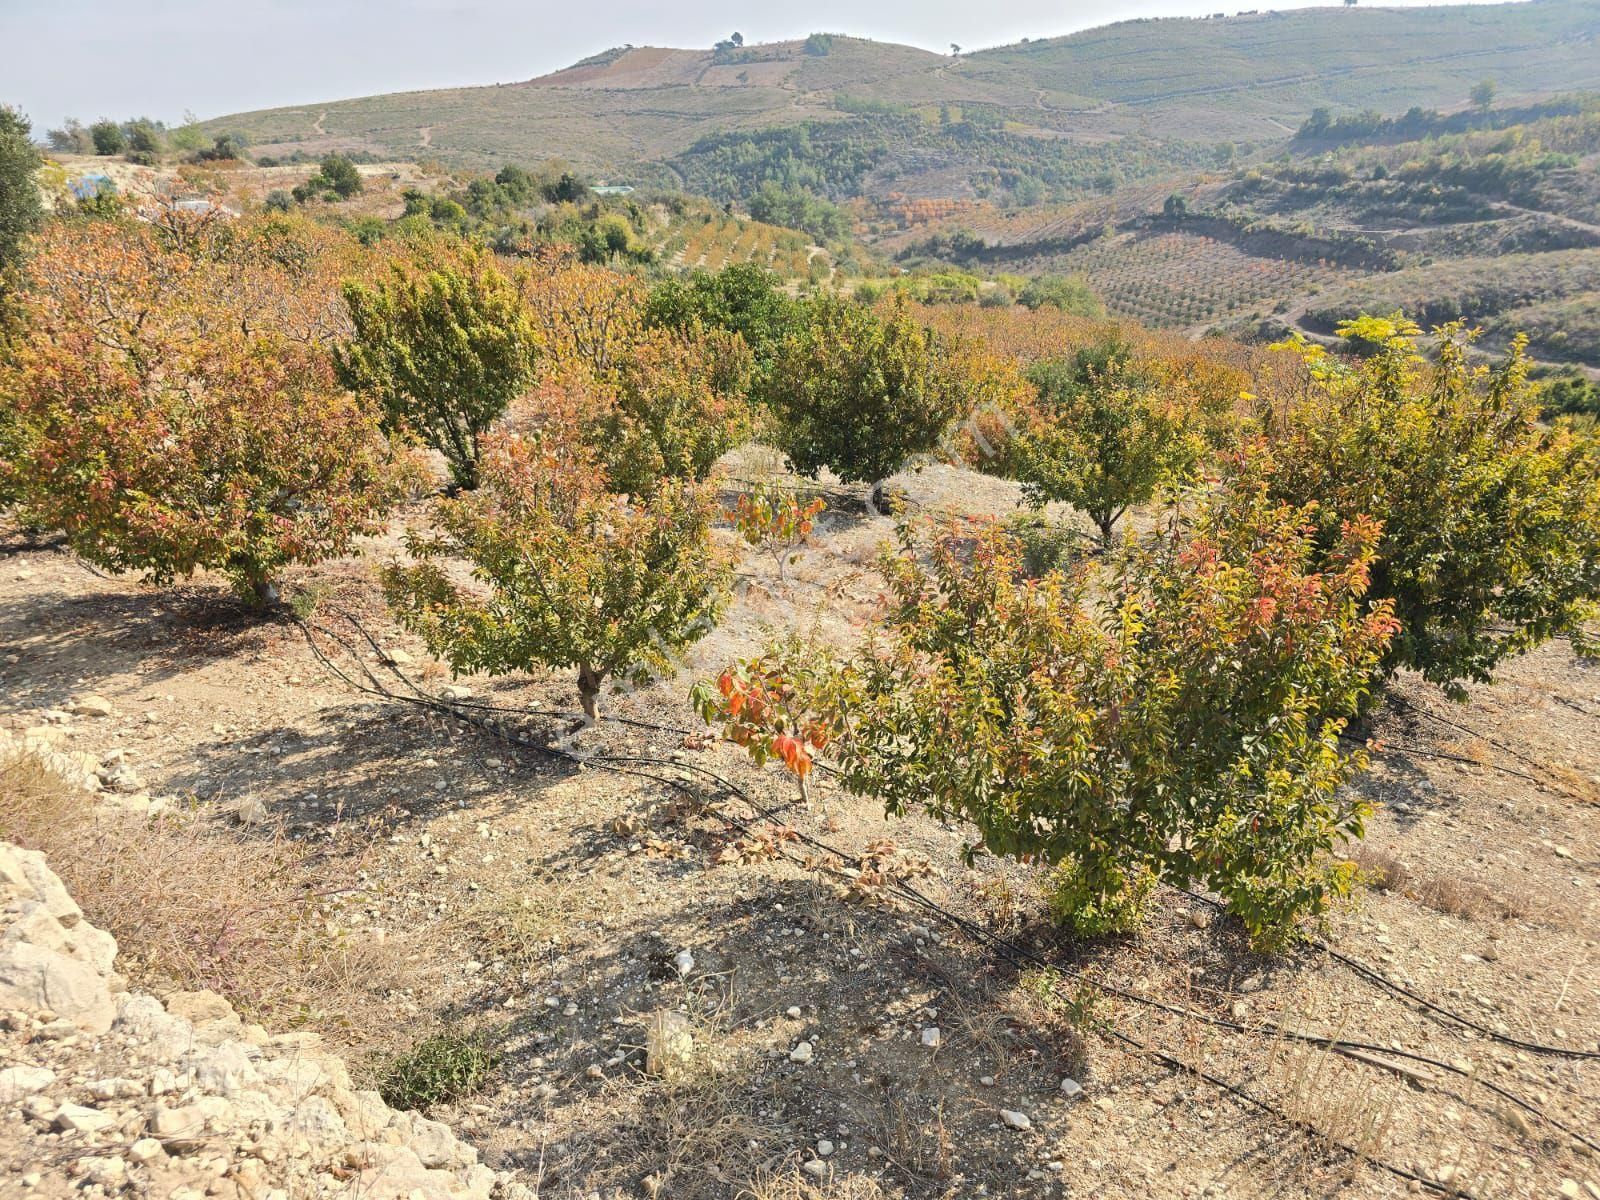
[{"left": 0, "top": 838, "right": 530, "bottom": 1200}]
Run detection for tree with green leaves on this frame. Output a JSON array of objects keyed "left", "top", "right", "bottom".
[
  {"left": 1256, "top": 316, "right": 1600, "bottom": 698},
  {"left": 644, "top": 262, "right": 800, "bottom": 391},
  {"left": 320, "top": 155, "right": 363, "bottom": 197},
  {"left": 766, "top": 295, "right": 978, "bottom": 511},
  {"left": 696, "top": 487, "right": 1398, "bottom": 949},
  {"left": 294, "top": 155, "right": 362, "bottom": 202},
  {"left": 1016, "top": 274, "right": 1104, "bottom": 318},
  {"left": 1001, "top": 339, "right": 1209, "bottom": 547},
  {"left": 2, "top": 215, "right": 409, "bottom": 606},
  {"left": 383, "top": 434, "right": 732, "bottom": 723},
  {"left": 0, "top": 107, "right": 43, "bottom": 284},
  {"left": 88, "top": 120, "right": 126, "bottom": 155},
  {"left": 588, "top": 324, "right": 754, "bottom": 497},
  {"left": 747, "top": 183, "right": 849, "bottom": 243},
  {"left": 46, "top": 120, "right": 92, "bottom": 155},
  {"left": 123, "top": 118, "right": 164, "bottom": 162},
  {"left": 338, "top": 248, "right": 539, "bottom": 490},
  {"left": 1470, "top": 79, "right": 1496, "bottom": 112}
]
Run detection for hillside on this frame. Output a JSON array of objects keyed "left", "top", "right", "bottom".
[
  {"left": 202, "top": 0, "right": 1600, "bottom": 200},
  {"left": 886, "top": 94, "right": 1600, "bottom": 369}
]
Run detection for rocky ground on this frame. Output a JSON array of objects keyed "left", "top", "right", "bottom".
[
  {"left": 1, "top": 464, "right": 1597, "bottom": 1200},
  {"left": 0, "top": 837, "right": 529, "bottom": 1200}
]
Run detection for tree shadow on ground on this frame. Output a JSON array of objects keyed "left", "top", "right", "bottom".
[{"left": 445, "top": 875, "right": 1077, "bottom": 1199}]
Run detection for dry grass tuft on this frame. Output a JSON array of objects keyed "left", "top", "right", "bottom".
[
  {"left": 579, "top": 990, "right": 787, "bottom": 1200},
  {"left": 636, "top": 1081, "right": 777, "bottom": 1198},
  {"left": 451, "top": 868, "right": 576, "bottom": 974},
  {"left": 1267, "top": 1035, "right": 1401, "bottom": 1177},
  {"left": 1411, "top": 874, "right": 1509, "bottom": 921},
  {"left": 1350, "top": 845, "right": 1411, "bottom": 892},
  {"left": 0, "top": 747, "right": 421, "bottom": 1041},
  {"left": 1542, "top": 762, "right": 1600, "bottom": 805},
  {"left": 1352, "top": 844, "right": 1556, "bottom": 924}
]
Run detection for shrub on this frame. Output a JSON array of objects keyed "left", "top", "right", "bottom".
[
  {"left": 588, "top": 324, "right": 753, "bottom": 496},
  {"left": 698, "top": 485, "right": 1398, "bottom": 949},
  {"left": 318, "top": 154, "right": 363, "bottom": 198},
  {"left": 1, "top": 217, "right": 408, "bottom": 606},
  {"left": 1045, "top": 859, "right": 1157, "bottom": 938},
  {"left": 383, "top": 434, "right": 732, "bottom": 722},
  {"left": 292, "top": 155, "right": 362, "bottom": 202},
  {"left": 999, "top": 339, "right": 1215, "bottom": 546},
  {"left": 1538, "top": 372, "right": 1600, "bottom": 420},
  {"left": 379, "top": 1030, "right": 501, "bottom": 1112},
  {"left": 338, "top": 246, "right": 539, "bottom": 489},
  {"left": 690, "top": 642, "right": 836, "bottom": 806},
  {"left": 191, "top": 132, "right": 249, "bottom": 163},
  {"left": 578, "top": 212, "right": 649, "bottom": 264},
  {"left": 767, "top": 295, "right": 998, "bottom": 509},
  {"left": 1257, "top": 316, "right": 1600, "bottom": 696},
  {"left": 998, "top": 512, "right": 1083, "bottom": 577},
  {"left": 725, "top": 482, "right": 826, "bottom": 580}
]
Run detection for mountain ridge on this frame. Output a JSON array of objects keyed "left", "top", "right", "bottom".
[{"left": 200, "top": 0, "right": 1600, "bottom": 200}]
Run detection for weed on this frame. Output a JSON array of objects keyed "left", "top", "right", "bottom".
[
  {"left": 1016, "top": 968, "right": 1108, "bottom": 1036},
  {"left": 1044, "top": 858, "right": 1156, "bottom": 938},
  {"left": 738, "top": 1171, "right": 888, "bottom": 1200},
  {"left": 379, "top": 1028, "right": 501, "bottom": 1111},
  {"left": 1000, "top": 511, "right": 1084, "bottom": 577},
  {"left": 1351, "top": 846, "right": 1411, "bottom": 892},
  {"left": 454, "top": 870, "right": 574, "bottom": 973},
  {"left": 1267, "top": 1018, "right": 1400, "bottom": 1178},
  {"left": 286, "top": 582, "right": 333, "bottom": 621},
  {"left": 1413, "top": 874, "right": 1511, "bottom": 922}
]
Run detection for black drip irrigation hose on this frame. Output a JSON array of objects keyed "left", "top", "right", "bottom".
[
  {"left": 319, "top": 607, "right": 1599, "bottom": 1064},
  {"left": 604, "top": 745, "right": 1600, "bottom": 1160},
  {"left": 1340, "top": 730, "right": 1554, "bottom": 790},
  {"left": 1172, "top": 886, "right": 1600, "bottom": 1063},
  {"left": 289, "top": 613, "right": 1597, "bottom": 1194},
  {"left": 1383, "top": 693, "right": 1556, "bottom": 775},
  {"left": 317, "top": 607, "right": 1598, "bottom": 1066}
]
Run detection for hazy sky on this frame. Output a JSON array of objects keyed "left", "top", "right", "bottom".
[{"left": 3, "top": 0, "right": 1512, "bottom": 131}]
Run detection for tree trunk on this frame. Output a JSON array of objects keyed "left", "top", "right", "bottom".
[
  {"left": 1094, "top": 509, "right": 1120, "bottom": 550},
  {"left": 441, "top": 418, "right": 478, "bottom": 491},
  {"left": 243, "top": 568, "right": 281, "bottom": 611},
  {"left": 870, "top": 480, "right": 891, "bottom": 516},
  {"left": 577, "top": 664, "right": 604, "bottom": 724}
]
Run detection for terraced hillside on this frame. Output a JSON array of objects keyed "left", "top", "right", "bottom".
[
  {"left": 202, "top": 0, "right": 1600, "bottom": 199},
  {"left": 653, "top": 213, "right": 825, "bottom": 278},
  {"left": 891, "top": 95, "right": 1600, "bottom": 368}
]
